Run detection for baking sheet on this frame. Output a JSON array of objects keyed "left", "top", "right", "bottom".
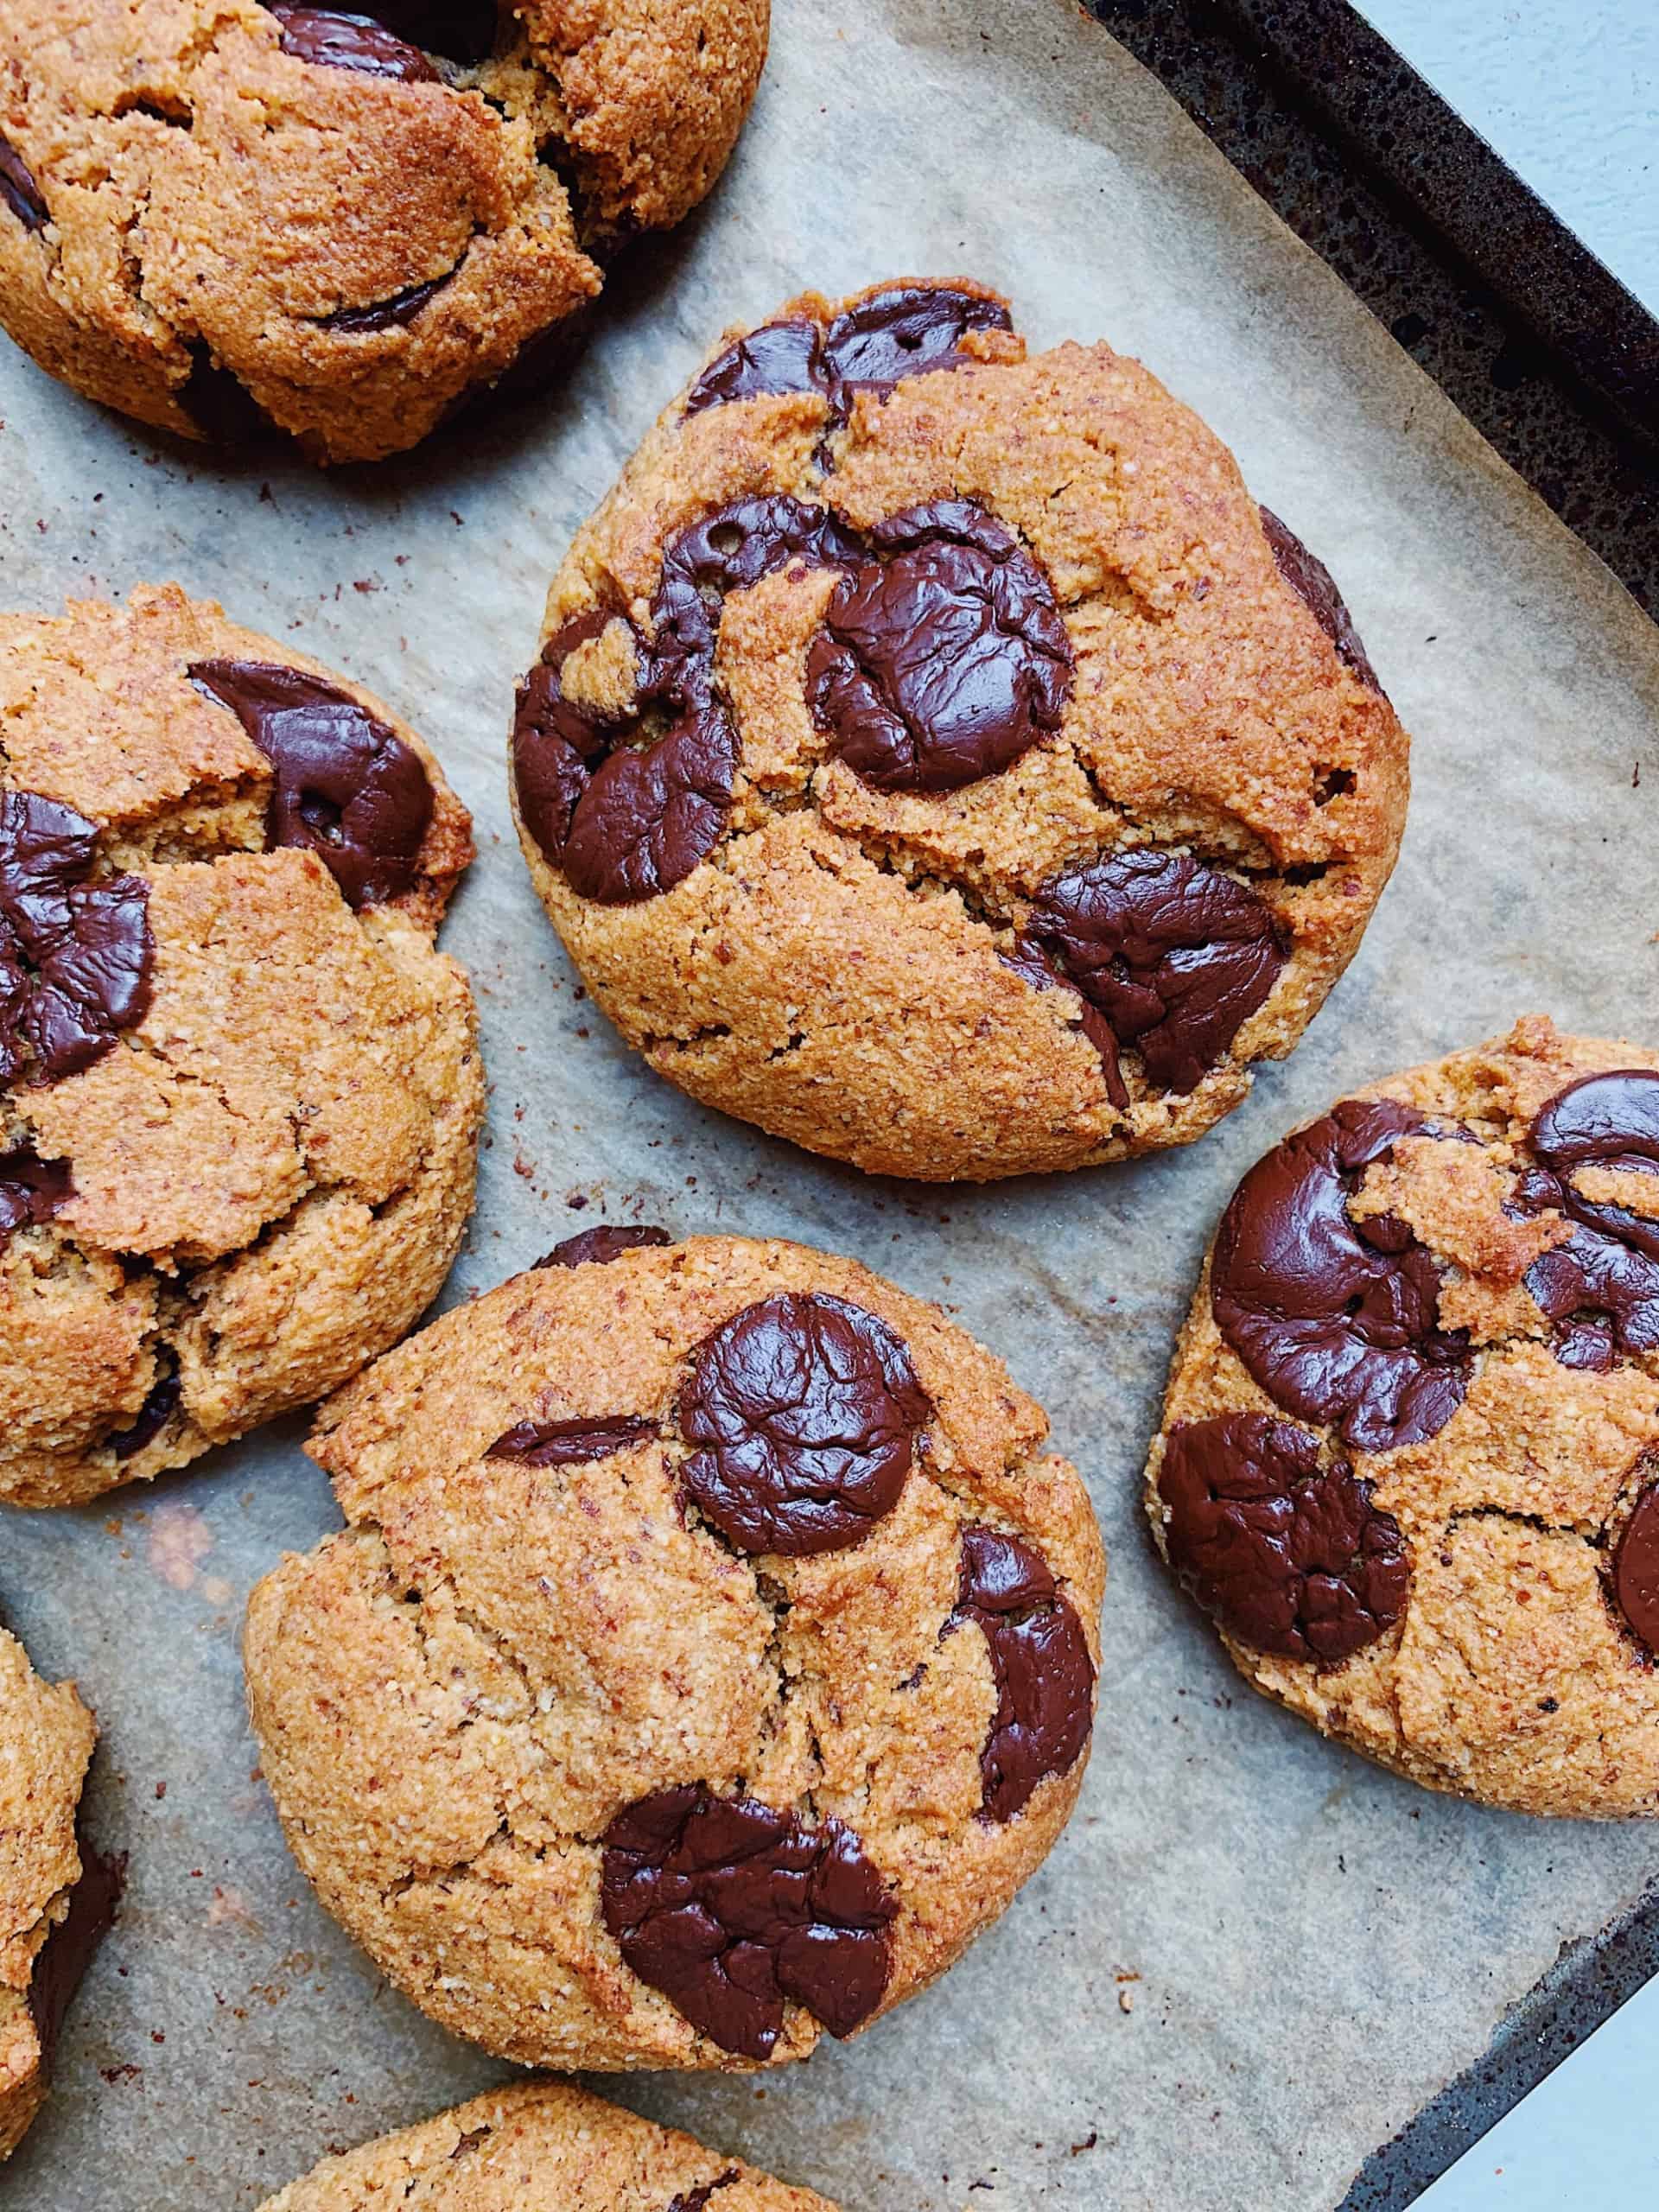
[{"left": 2, "top": 0, "right": 1657, "bottom": 2205}]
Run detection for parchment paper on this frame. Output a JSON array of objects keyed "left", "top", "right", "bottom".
[{"left": 2, "top": 3, "right": 1656, "bottom": 2206}]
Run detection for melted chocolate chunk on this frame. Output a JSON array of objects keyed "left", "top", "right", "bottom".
[
  {"left": 269, "top": 3, "right": 440, "bottom": 79},
  {"left": 1000, "top": 938, "right": 1127, "bottom": 1108},
  {"left": 106, "top": 1363, "right": 182, "bottom": 1461},
  {"left": 486, "top": 1413, "right": 656, "bottom": 1466},
  {"left": 0, "top": 1145, "right": 72, "bottom": 1243},
  {"left": 679, "top": 1292, "right": 931, "bottom": 1556},
  {"left": 1159, "top": 1412, "right": 1409, "bottom": 1661},
  {"left": 29, "top": 1831, "right": 123, "bottom": 2066},
  {"left": 536, "top": 1223, "right": 672, "bottom": 1268},
  {"left": 1613, "top": 1482, "right": 1659, "bottom": 1656},
  {"left": 320, "top": 275, "right": 446, "bottom": 333},
  {"left": 1211, "top": 1099, "right": 1472, "bottom": 1452},
  {"left": 0, "top": 791, "right": 153, "bottom": 1085},
  {"left": 1020, "top": 849, "right": 1286, "bottom": 1096},
  {"left": 1514, "top": 1071, "right": 1659, "bottom": 1358},
  {"left": 684, "top": 319, "right": 825, "bottom": 413},
  {"left": 515, "top": 499, "right": 859, "bottom": 906},
  {"left": 1554, "top": 1318, "right": 1616, "bottom": 1372},
  {"left": 684, "top": 285, "right": 1012, "bottom": 423},
  {"left": 601, "top": 1785, "right": 895, "bottom": 2060},
  {"left": 954, "top": 1526, "right": 1094, "bottom": 1822},
  {"left": 189, "top": 661, "right": 432, "bottom": 909},
  {"left": 808, "top": 499, "right": 1072, "bottom": 794},
  {"left": 665, "top": 2174, "right": 739, "bottom": 2212},
  {"left": 1259, "top": 506, "right": 1382, "bottom": 692},
  {"left": 0, "top": 127, "right": 48, "bottom": 232}
]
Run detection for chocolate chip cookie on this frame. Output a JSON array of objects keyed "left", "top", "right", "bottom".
[
  {"left": 0, "top": 1618, "right": 111, "bottom": 2159},
  {"left": 1147, "top": 1015, "right": 1659, "bottom": 1817},
  {"left": 509, "top": 279, "right": 1408, "bottom": 1181},
  {"left": 0, "top": 583, "right": 481, "bottom": 1507},
  {"left": 258, "top": 2080, "right": 837, "bottom": 2211},
  {"left": 245, "top": 1231, "right": 1103, "bottom": 2069},
  {"left": 0, "top": 0, "right": 767, "bottom": 463}
]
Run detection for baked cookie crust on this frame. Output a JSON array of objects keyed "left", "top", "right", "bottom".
[
  {"left": 510, "top": 278, "right": 1408, "bottom": 1181},
  {"left": 245, "top": 1230, "right": 1105, "bottom": 2069},
  {"left": 1147, "top": 1015, "right": 1659, "bottom": 1818}
]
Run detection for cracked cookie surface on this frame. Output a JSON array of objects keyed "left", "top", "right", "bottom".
[
  {"left": 245, "top": 1231, "right": 1104, "bottom": 2069},
  {"left": 0, "top": 582, "right": 481, "bottom": 1507},
  {"left": 1147, "top": 1016, "right": 1659, "bottom": 1817},
  {"left": 0, "top": 1619, "right": 104, "bottom": 2160},
  {"left": 509, "top": 277, "right": 1409, "bottom": 1181},
  {"left": 0, "top": 0, "right": 767, "bottom": 462},
  {"left": 257, "top": 2079, "right": 837, "bottom": 2212}
]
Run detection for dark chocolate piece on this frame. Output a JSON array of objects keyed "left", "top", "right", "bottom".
[
  {"left": 601, "top": 1784, "right": 895, "bottom": 2060},
  {"left": 1259, "top": 506, "right": 1382, "bottom": 692},
  {"left": 1160, "top": 1412, "right": 1409, "bottom": 1662},
  {"left": 683, "top": 319, "right": 825, "bottom": 413},
  {"left": 268, "top": 3, "right": 440, "bottom": 80},
  {"left": 486, "top": 1413, "right": 656, "bottom": 1466},
  {"left": 953, "top": 1525, "right": 1094, "bottom": 1822},
  {"left": 807, "top": 499, "right": 1072, "bottom": 794},
  {"left": 535, "top": 1223, "right": 672, "bottom": 1269},
  {"left": 1020, "top": 848, "right": 1286, "bottom": 1095},
  {"left": 105, "top": 1363, "right": 182, "bottom": 1461},
  {"left": 0, "top": 790, "right": 153, "bottom": 1085},
  {"left": 1515, "top": 1071, "right": 1659, "bottom": 1358},
  {"left": 181, "top": 342, "right": 272, "bottom": 447},
  {"left": 665, "top": 2173, "right": 739, "bottom": 2212},
  {"left": 1211, "top": 1098, "right": 1471, "bottom": 1452},
  {"left": 319, "top": 275, "right": 446, "bottom": 333},
  {"left": 1613, "top": 1481, "right": 1659, "bottom": 1656},
  {"left": 0, "top": 1146, "right": 72, "bottom": 1245},
  {"left": 679, "top": 1291, "right": 931, "bottom": 1556},
  {"left": 29, "top": 1830, "right": 123, "bottom": 2067},
  {"left": 0, "top": 127, "right": 48, "bottom": 232},
  {"left": 189, "top": 660, "right": 432, "bottom": 909}
]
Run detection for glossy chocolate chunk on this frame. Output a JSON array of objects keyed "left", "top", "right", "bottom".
[
  {"left": 1021, "top": 849, "right": 1286, "bottom": 1096},
  {"left": 320, "top": 275, "right": 447, "bottom": 333},
  {"left": 0, "top": 790, "right": 153, "bottom": 1085},
  {"left": 106, "top": 1364, "right": 182, "bottom": 1461},
  {"left": 269, "top": 3, "right": 440, "bottom": 80},
  {"left": 1001, "top": 938, "right": 1127, "bottom": 1109},
  {"left": 1613, "top": 1482, "right": 1659, "bottom": 1656},
  {"left": 683, "top": 284, "right": 1013, "bottom": 423},
  {"left": 516, "top": 499, "right": 859, "bottom": 906},
  {"left": 954, "top": 1525, "right": 1094, "bottom": 1822},
  {"left": 679, "top": 1292, "right": 931, "bottom": 1557},
  {"left": 0, "top": 1145, "right": 72, "bottom": 1244},
  {"left": 0, "top": 127, "right": 48, "bottom": 232},
  {"left": 29, "top": 1831, "right": 123, "bottom": 2066},
  {"left": 601, "top": 1784, "right": 894, "bottom": 2059},
  {"left": 486, "top": 1413, "right": 656, "bottom": 1466},
  {"left": 1160, "top": 1412, "right": 1409, "bottom": 1662},
  {"left": 1211, "top": 1099, "right": 1472, "bottom": 1452},
  {"left": 1259, "top": 506, "right": 1382, "bottom": 692},
  {"left": 535, "top": 1223, "right": 672, "bottom": 1268},
  {"left": 1515, "top": 1071, "right": 1659, "bottom": 1358},
  {"left": 807, "top": 499, "right": 1072, "bottom": 793},
  {"left": 189, "top": 660, "right": 432, "bottom": 909}
]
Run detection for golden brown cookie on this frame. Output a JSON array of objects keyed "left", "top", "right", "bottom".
[
  {"left": 1147, "top": 1015, "right": 1659, "bottom": 1817},
  {"left": 508, "top": 278, "right": 1409, "bottom": 1181},
  {"left": 0, "top": 1619, "right": 110, "bottom": 2161},
  {"left": 245, "top": 1230, "right": 1104, "bottom": 2069},
  {"left": 257, "top": 2079, "right": 837, "bottom": 2211},
  {"left": 0, "top": 583, "right": 482, "bottom": 1508},
  {"left": 0, "top": 0, "right": 768, "bottom": 462}
]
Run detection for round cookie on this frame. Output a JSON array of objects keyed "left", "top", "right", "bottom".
[
  {"left": 509, "top": 277, "right": 1409, "bottom": 1181},
  {"left": 257, "top": 2080, "right": 837, "bottom": 2211},
  {"left": 0, "top": 583, "right": 482, "bottom": 1507},
  {"left": 0, "top": 1618, "right": 111, "bottom": 2160},
  {"left": 1147, "top": 1015, "right": 1659, "bottom": 1818},
  {"left": 245, "top": 1230, "right": 1104, "bottom": 2069},
  {"left": 0, "top": 0, "right": 767, "bottom": 463}
]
